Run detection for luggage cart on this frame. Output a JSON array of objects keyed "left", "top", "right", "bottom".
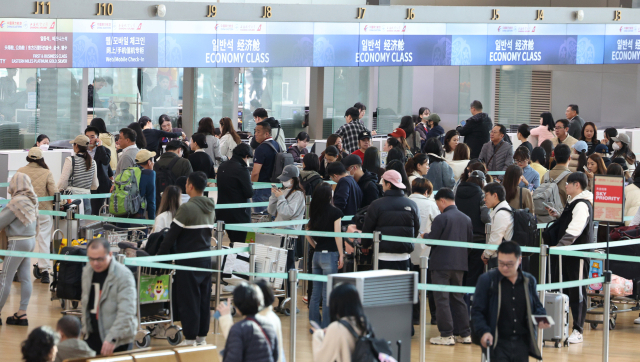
[{"left": 134, "top": 266, "right": 183, "bottom": 348}]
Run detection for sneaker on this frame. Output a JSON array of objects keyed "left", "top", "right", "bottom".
[
  {"left": 303, "top": 296, "right": 309, "bottom": 304},
  {"left": 455, "top": 335, "right": 472, "bottom": 344},
  {"left": 634, "top": 316, "right": 640, "bottom": 324},
  {"left": 40, "top": 271, "right": 50, "bottom": 284},
  {"left": 195, "top": 337, "right": 207, "bottom": 346},
  {"left": 567, "top": 329, "right": 583, "bottom": 344},
  {"left": 430, "top": 336, "right": 455, "bottom": 346},
  {"left": 177, "top": 339, "right": 196, "bottom": 347}
]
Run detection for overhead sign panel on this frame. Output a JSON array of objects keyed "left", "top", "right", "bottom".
[{"left": 0, "top": 18, "right": 70, "bottom": 67}]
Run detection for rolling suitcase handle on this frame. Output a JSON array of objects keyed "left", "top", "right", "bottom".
[{"left": 482, "top": 342, "right": 491, "bottom": 362}]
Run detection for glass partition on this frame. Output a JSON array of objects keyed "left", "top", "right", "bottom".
[
  {"left": 141, "top": 68, "right": 183, "bottom": 125},
  {"left": 0, "top": 68, "right": 38, "bottom": 149},
  {"left": 324, "top": 67, "right": 371, "bottom": 138},
  {"left": 90, "top": 68, "right": 140, "bottom": 134},
  {"left": 195, "top": 68, "right": 235, "bottom": 131},
  {"left": 38, "top": 68, "right": 84, "bottom": 142},
  {"left": 377, "top": 66, "right": 413, "bottom": 134},
  {"left": 458, "top": 66, "right": 493, "bottom": 126}
]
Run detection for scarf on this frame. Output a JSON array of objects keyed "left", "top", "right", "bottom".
[{"left": 7, "top": 172, "right": 38, "bottom": 226}]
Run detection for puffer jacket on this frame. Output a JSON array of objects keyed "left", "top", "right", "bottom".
[
  {"left": 16, "top": 162, "right": 56, "bottom": 210},
  {"left": 223, "top": 315, "right": 278, "bottom": 362},
  {"left": 457, "top": 112, "right": 493, "bottom": 159},
  {"left": 455, "top": 181, "right": 491, "bottom": 240},
  {"left": 361, "top": 189, "right": 420, "bottom": 254},
  {"left": 99, "top": 133, "right": 118, "bottom": 171},
  {"left": 357, "top": 171, "right": 381, "bottom": 208},
  {"left": 81, "top": 260, "right": 137, "bottom": 348}
]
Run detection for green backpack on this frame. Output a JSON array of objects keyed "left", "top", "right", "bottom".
[{"left": 110, "top": 166, "right": 145, "bottom": 216}]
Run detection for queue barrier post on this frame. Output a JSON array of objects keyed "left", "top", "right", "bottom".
[
  {"left": 249, "top": 243, "right": 256, "bottom": 281},
  {"left": 537, "top": 244, "right": 549, "bottom": 356},
  {"left": 303, "top": 195, "right": 311, "bottom": 296},
  {"left": 214, "top": 220, "right": 225, "bottom": 335},
  {"left": 602, "top": 270, "right": 611, "bottom": 362},
  {"left": 66, "top": 207, "right": 75, "bottom": 245},
  {"left": 288, "top": 268, "right": 298, "bottom": 362},
  {"left": 419, "top": 256, "right": 428, "bottom": 362},
  {"left": 53, "top": 192, "right": 61, "bottom": 232},
  {"left": 373, "top": 231, "right": 381, "bottom": 270}
]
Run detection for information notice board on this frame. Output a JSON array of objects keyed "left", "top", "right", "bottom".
[{"left": 593, "top": 175, "right": 625, "bottom": 223}]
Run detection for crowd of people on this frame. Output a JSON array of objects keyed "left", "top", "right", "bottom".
[{"left": 0, "top": 100, "right": 638, "bottom": 362}]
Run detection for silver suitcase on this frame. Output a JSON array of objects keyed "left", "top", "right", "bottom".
[{"left": 542, "top": 292, "right": 570, "bottom": 347}]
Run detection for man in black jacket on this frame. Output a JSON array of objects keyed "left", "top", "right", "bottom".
[
  {"left": 85, "top": 126, "right": 112, "bottom": 215},
  {"left": 424, "top": 188, "right": 472, "bottom": 346},
  {"left": 343, "top": 155, "right": 380, "bottom": 208},
  {"left": 457, "top": 100, "right": 493, "bottom": 160},
  {"left": 158, "top": 172, "right": 216, "bottom": 347},
  {"left": 362, "top": 170, "right": 419, "bottom": 271},
  {"left": 216, "top": 143, "right": 255, "bottom": 243}
]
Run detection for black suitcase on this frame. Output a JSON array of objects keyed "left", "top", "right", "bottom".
[{"left": 52, "top": 246, "right": 87, "bottom": 301}]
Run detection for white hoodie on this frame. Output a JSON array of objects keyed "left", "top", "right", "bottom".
[{"left": 557, "top": 190, "right": 593, "bottom": 246}]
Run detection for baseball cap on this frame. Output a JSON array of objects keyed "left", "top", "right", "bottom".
[
  {"left": 135, "top": 149, "right": 156, "bottom": 164},
  {"left": 594, "top": 144, "right": 609, "bottom": 154},
  {"left": 381, "top": 170, "right": 406, "bottom": 189},
  {"left": 572, "top": 140, "right": 588, "bottom": 154},
  {"left": 342, "top": 154, "right": 362, "bottom": 168},
  {"left": 612, "top": 133, "right": 630, "bottom": 145},
  {"left": 427, "top": 113, "right": 441, "bottom": 124},
  {"left": 277, "top": 165, "right": 300, "bottom": 182},
  {"left": 358, "top": 131, "right": 372, "bottom": 141},
  {"left": 69, "top": 135, "right": 90, "bottom": 147},
  {"left": 27, "top": 147, "right": 43, "bottom": 160},
  {"left": 388, "top": 128, "right": 406, "bottom": 139}
]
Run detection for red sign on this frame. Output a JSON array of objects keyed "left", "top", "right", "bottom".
[
  {"left": 593, "top": 175, "right": 625, "bottom": 223},
  {"left": 0, "top": 18, "right": 72, "bottom": 68}
]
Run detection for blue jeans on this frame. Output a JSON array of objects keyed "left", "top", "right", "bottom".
[
  {"left": 309, "top": 251, "right": 339, "bottom": 328},
  {"left": 252, "top": 188, "right": 270, "bottom": 213}
]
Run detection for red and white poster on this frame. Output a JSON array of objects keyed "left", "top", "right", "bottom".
[
  {"left": 593, "top": 175, "right": 625, "bottom": 223},
  {"left": 0, "top": 18, "right": 72, "bottom": 68}
]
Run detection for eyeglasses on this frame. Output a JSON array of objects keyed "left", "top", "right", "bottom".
[
  {"left": 555, "top": 126, "right": 565, "bottom": 130},
  {"left": 498, "top": 261, "right": 517, "bottom": 268},
  {"left": 89, "top": 256, "right": 108, "bottom": 263}
]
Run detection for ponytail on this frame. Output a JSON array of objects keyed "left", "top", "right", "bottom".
[
  {"left": 576, "top": 150, "right": 588, "bottom": 174},
  {"left": 405, "top": 153, "right": 427, "bottom": 176},
  {"left": 75, "top": 145, "right": 92, "bottom": 171}
]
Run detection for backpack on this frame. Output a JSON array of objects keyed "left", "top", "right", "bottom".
[
  {"left": 52, "top": 246, "right": 87, "bottom": 301},
  {"left": 338, "top": 320, "right": 396, "bottom": 362},
  {"left": 145, "top": 228, "right": 171, "bottom": 256},
  {"left": 155, "top": 156, "right": 181, "bottom": 198},
  {"left": 496, "top": 205, "right": 538, "bottom": 253},
  {"left": 532, "top": 170, "right": 571, "bottom": 223},
  {"left": 264, "top": 140, "right": 294, "bottom": 183},
  {"left": 110, "top": 166, "right": 144, "bottom": 216},
  {"left": 302, "top": 173, "right": 323, "bottom": 196}
]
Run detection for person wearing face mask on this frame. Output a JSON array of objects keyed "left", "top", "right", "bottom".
[
  {"left": 216, "top": 143, "right": 254, "bottom": 244},
  {"left": 343, "top": 155, "right": 381, "bottom": 208},
  {"left": 287, "top": 131, "right": 310, "bottom": 163},
  {"left": 34, "top": 134, "right": 50, "bottom": 152},
  {"left": 611, "top": 133, "right": 636, "bottom": 174}
]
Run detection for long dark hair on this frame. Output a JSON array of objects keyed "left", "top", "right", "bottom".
[
  {"left": 303, "top": 153, "right": 320, "bottom": 172},
  {"left": 576, "top": 149, "right": 588, "bottom": 174},
  {"left": 386, "top": 159, "right": 411, "bottom": 195},
  {"left": 22, "top": 326, "right": 59, "bottom": 362},
  {"left": 197, "top": 117, "right": 215, "bottom": 135},
  {"left": 386, "top": 148, "right": 405, "bottom": 165},
  {"left": 74, "top": 144, "right": 92, "bottom": 171},
  {"left": 581, "top": 122, "right": 599, "bottom": 144},
  {"left": 405, "top": 153, "right": 427, "bottom": 176},
  {"left": 307, "top": 183, "right": 334, "bottom": 231},
  {"left": 329, "top": 283, "right": 370, "bottom": 336},
  {"left": 424, "top": 138, "right": 444, "bottom": 163},
  {"left": 363, "top": 147, "right": 380, "bottom": 171},
  {"left": 444, "top": 130, "right": 459, "bottom": 153},
  {"left": 128, "top": 122, "right": 147, "bottom": 149},
  {"left": 26, "top": 156, "right": 49, "bottom": 170},
  {"left": 613, "top": 141, "right": 635, "bottom": 165},
  {"left": 503, "top": 165, "right": 523, "bottom": 203},
  {"left": 540, "top": 140, "right": 554, "bottom": 169},
  {"left": 541, "top": 112, "right": 555, "bottom": 132},
  {"left": 34, "top": 134, "right": 49, "bottom": 147},
  {"left": 90, "top": 118, "right": 108, "bottom": 134},
  {"left": 158, "top": 114, "right": 171, "bottom": 128},
  {"left": 399, "top": 115, "right": 414, "bottom": 137},
  {"left": 157, "top": 185, "right": 181, "bottom": 216},
  {"left": 220, "top": 117, "right": 241, "bottom": 145},
  {"left": 138, "top": 116, "right": 152, "bottom": 129}
]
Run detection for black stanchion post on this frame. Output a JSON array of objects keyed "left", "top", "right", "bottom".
[
  {"left": 373, "top": 231, "right": 381, "bottom": 270},
  {"left": 419, "top": 256, "right": 428, "bottom": 362},
  {"left": 249, "top": 243, "right": 256, "bottom": 281},
  {"left": 289, "top": 268, "right": 298, "bottom": 362},
  {"left": 214, "top": 220, "right": 225, "bottom": 334},
  {"left": 602, "top": 270, "right": 611, "bottom": 362},
  {"left": 53, "top": 192, "right": 61, "bottom": 231}
]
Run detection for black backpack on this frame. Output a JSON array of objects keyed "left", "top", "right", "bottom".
[
  {"left": 264, "top": 140, "right": 294, "bottom": 183},
  {"left": 145, "top": 228, "right": 171, "bottom": 256},
  {"left": 496, "top": 205, "right": 537, "bottom": 252},
  {"left": 339, "top": 320, "right": 395, "bottom": 362},
  {"left": 52, "top": 246, "right": 87, "bottom": 301},
  {"left": 155, "top": 156, "right": 180, "bottom": 200},
  {"left": 302, "top": 174, "right": 323, "bottom": 196}
]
